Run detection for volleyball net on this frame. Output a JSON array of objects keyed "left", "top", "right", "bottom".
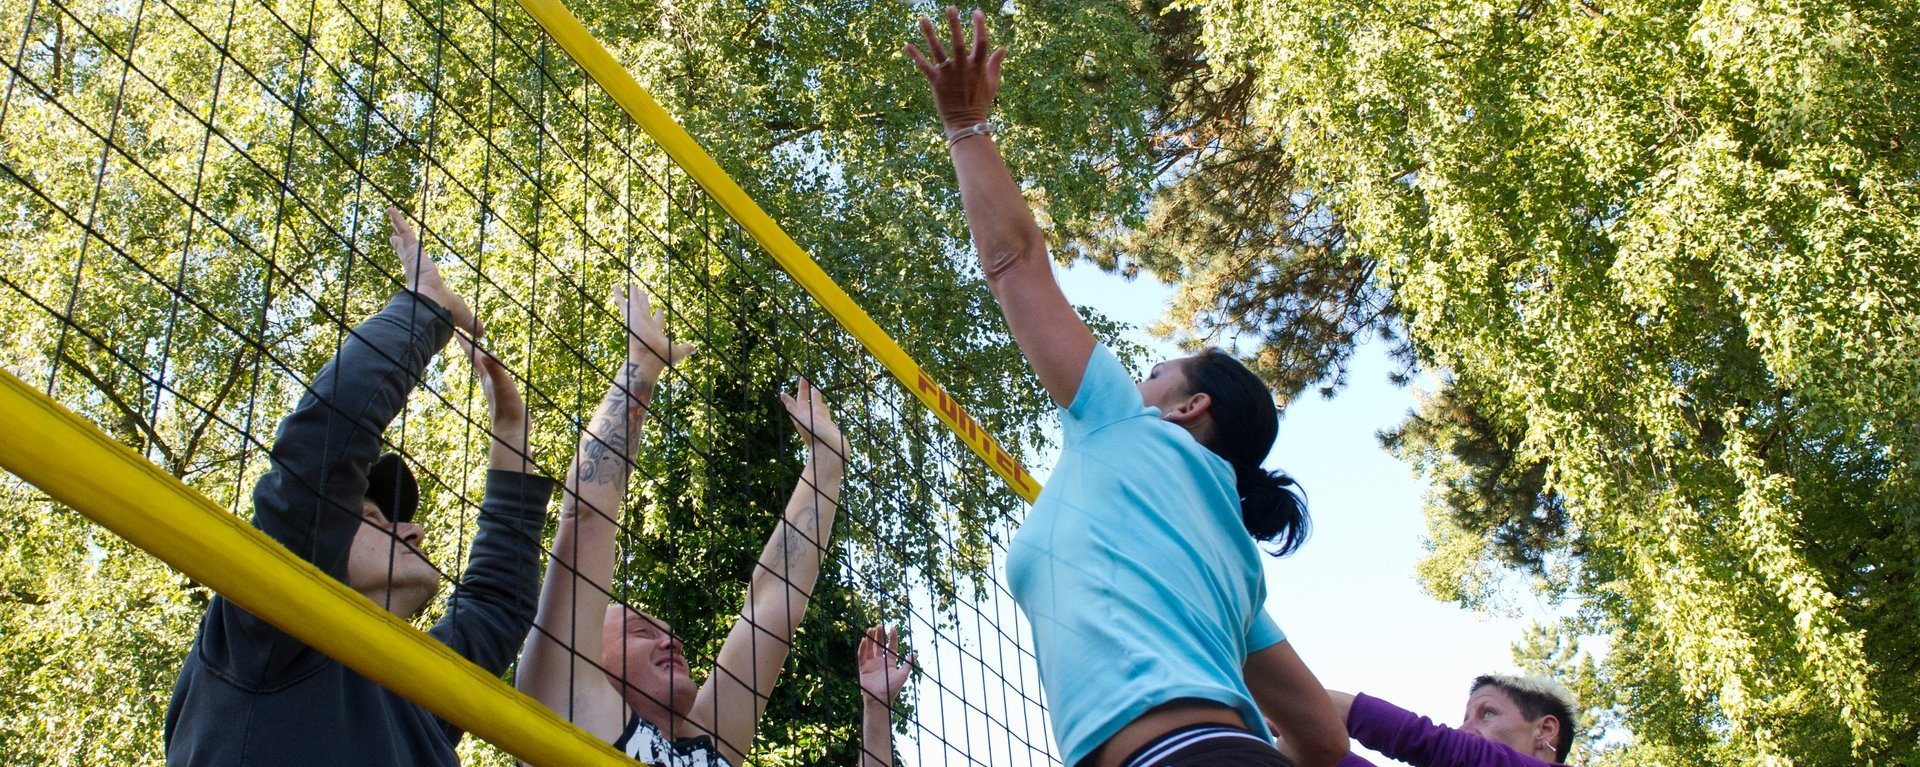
[{"left": 0, "top": 0, "right": 1057, "bottom": 762}]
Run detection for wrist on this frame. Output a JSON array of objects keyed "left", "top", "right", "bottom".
[
  {"left": 807, "top": 447, "right": 847, "bottom": 474},
  {"left": 943, "top": 120, "right": 994, "bottom": 148},
  {"left": 626, "top": 355, "right": 668, "bottom": 381},
  {"left": 620, "top": 362, "right": 663, "bottom": 401},
  {"left": 940, "top": 107, "right": 989, "bottom": 132},
  {"left": 491, "top": 422, "right": 528, "bottom": 442}
]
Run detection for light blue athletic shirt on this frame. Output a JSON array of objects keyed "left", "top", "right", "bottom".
[{"left": 1007, "top": 343, "right": 1286, "bottom": 767}]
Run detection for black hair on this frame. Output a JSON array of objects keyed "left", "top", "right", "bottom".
[
  {"left": 1471, "top": 675, "right": 1577, "bottom": 762},
  {"left": 1181, "top": 348, "right": 1309, "bottom": 557}
]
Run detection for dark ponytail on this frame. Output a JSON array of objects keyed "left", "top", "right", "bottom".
[{"left": 1183, "top": 349, "right": 1310, "bottom": 557}]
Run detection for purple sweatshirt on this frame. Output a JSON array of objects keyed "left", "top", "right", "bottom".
[{"left": 1336, "top": 693, "right": 1564, "bottom": 767}]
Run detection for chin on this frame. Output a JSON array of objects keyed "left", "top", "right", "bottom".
[
  {"left": 392, "top": 573, "right": 443, "bottom": 616},
  {"left": 651, "top": 670, "right": 696, "bottom": 714}
]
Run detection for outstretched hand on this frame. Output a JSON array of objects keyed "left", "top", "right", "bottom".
[
  {"left": 904, "top": 7, "right": 1004, "bottom": 132},
  {"left": 618, "top": 283, "right": 695, "bottom": 380},
  {"left": 858, "top": 625, "right": 915, "bottom": 706},
  {"left": 780, "top": 378, "right": 848, "bottom": 468},
  {"left": 387, "top": 206, "right": 480, "bottom": 337},
  {"left": 455, "top": 334, "right": 529, "bottom": 460}
]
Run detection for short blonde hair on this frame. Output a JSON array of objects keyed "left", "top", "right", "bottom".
[{"left": 1476, "top": 672, "right": 1575, "bottom": 710}]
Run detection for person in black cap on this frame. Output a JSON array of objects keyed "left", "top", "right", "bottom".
[{"left": 164, "top": 207, "right": 557, "bottom": 767}]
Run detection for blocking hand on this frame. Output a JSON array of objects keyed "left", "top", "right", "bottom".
[
  {"left": 456, "top": 334, "right": 528, "bottom": 450},
  {"left": 858, "top": 624, "right": 915, "bottom": 706},
  {"left": 388, "top": 206, "right": 480, "bottom": 337},
  {"left": 780, "top": 378, "right": 848, "bottom": 469},
  {"left": 618, "top": 283, "right": 695, "bottom": 381},
  {"left": 904, "top": 7, "right": 1004, "bottom": 133}
]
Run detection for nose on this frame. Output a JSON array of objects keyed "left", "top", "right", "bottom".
[{"left": 396, "top": 522, "right": 425, "bottom": 548}]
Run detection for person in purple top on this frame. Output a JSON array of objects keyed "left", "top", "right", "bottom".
[{"left": 1278, "top": 674, "right": 1576, "bottom": 767}]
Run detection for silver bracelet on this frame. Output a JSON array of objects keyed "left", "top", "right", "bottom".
[{"left": 945, "top": 122, "right": 994, "bottom": 148}]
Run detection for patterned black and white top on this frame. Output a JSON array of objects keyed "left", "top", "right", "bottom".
[{"left": 613, "top": 715, "right": 732, "bottom": 767}]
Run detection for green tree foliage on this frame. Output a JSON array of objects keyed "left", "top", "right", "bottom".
[
  {"left": 0, "top": 0, "right": 1166, "bottom": 764},
  {"left": 1069, "top": 1, "right": 1403, "bottom": 403},
  {"left": 1156, "top": 0, "right": 1920, "bottom": 761}
]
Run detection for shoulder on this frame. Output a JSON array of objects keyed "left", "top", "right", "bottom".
[{"left": 1062, "top": 344, "right": 1147, "bottom": 432}]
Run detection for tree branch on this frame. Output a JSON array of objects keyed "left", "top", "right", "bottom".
[{"left": 57, "top": 351, "right": 177, "bottom": 469}]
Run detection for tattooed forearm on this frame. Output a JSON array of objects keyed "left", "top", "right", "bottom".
[
  {"left": 575, "top": 364, "right": 654, "bottom": 487},
  {"left": 766, "top": 504, "right": 824, "bottom": 579},
  {"left": 575, "top": 396, "right": 626, "bottom": 487},
  {"left": 619, "top": 363, "right": 653, "bottom": 452}
]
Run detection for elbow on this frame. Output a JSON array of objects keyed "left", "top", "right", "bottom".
[{"left": 979, "top": 238, "right": 1049, "bottom": 285}]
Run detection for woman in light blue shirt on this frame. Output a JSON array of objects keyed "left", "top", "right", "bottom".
[{"left": 906, "top": 9, "right": 1350, "bottom": 767}]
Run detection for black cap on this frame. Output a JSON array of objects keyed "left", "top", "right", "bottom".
[{"left": 366, "top": 452, "right": 420, "bottom": 524}]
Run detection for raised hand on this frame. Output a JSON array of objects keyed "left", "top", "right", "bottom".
[
  {"left": 618, "top": 283, "right": 695, "bottom": 382},
  {"left": 456, "top": 334, "right": 530, "bottom": 471},
  {"left": 858, "top": 625, "right": 915, "bottom": 706},
  {"left": 779, "top": 378, "right": 848, "bottom": 468},
  {"left": 904, "top": 7, "right": 1004, "bottom": 133},
  {"left": 387, "top": 206, "right": 479, "bottom": 337}
]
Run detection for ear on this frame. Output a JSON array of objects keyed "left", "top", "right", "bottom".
[
  {"left": 1535, "top": 714, "right": 1562, "bottom": 760},
  {"left": 1161, "top": 391, "right": 1211, "bottom": 425}
]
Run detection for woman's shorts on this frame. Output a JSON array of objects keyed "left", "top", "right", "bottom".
[{"left": 1118, "top": 723, "right": 1296, "bottom": 767}]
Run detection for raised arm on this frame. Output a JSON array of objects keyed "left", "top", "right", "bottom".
[
  {"left": 427, "top": 340, "right": 556, "bottom": 674},
  {"left": 515, "top": 285, "right": 693, "bottom": 741},
  {"left": 859, "top": 625, "right": 916, "bottom": 767},
  {"left": 689, "top": 379, "right": 847, "bottom": 764},
  {"left": 907, "top": 8, "right": 1095, "bottom": 407},
  {"left": 1246, "top": 641, "right": 1351, "bottom": 767},
  {"left": 248, "top": 207, "right": 478, "bottom": 577},
  {"left": 202, "top": 208, "right": 478, "bottom": 686}
]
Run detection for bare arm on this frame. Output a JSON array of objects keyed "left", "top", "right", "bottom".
[
  {"left": 1275, "top": 691, "right": 1361, "bottom": 764},
  {"left": 453, "top": 334, "right": 531, "bottom": 474},
  {"left": 861, "top": 696, "right": 894, "bottom": 767},
  {"left": 515, "top": 286, "right": 692, "bottom": 742},
  {"left": 428, "top": 338, "right": 558, "bottom": 671},
  {"left": 1246, "top": 641, "right": 1351, "bottom": 767},
  {"left": 689, "top": 380, "right": 847, "bottom": 764},
  {"left": 908, "top": 9, "right": 1095, "bottom": 407}
]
